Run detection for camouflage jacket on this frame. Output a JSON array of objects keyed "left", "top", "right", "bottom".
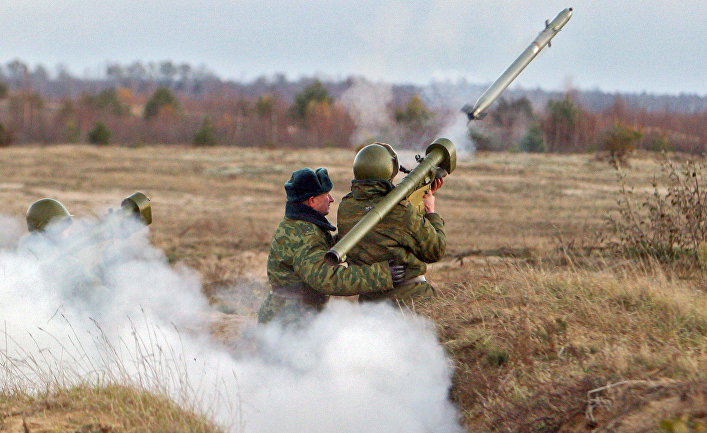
[
  {"left": 258, "top": 203, "right": 393, "bottom": 324},
  {"left": 337, "top": 180, "right": 446, "bottom": 303}
]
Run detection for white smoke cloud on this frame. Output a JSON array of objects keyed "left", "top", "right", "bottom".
[
  {"left": 0, "top": 212, "right": 462, "bottom": 432},
  {"left": 1, "top": 213, "right": 211, "bottom": 389},
  {"left": 437, "top": 112, "right": 476, "bottom": 157},
  {"left": 235, "top": 301, "right": 461, "bottom": 433},
  {"left": 421, "top": 82, "right": 476, "bottom": 158},
  {"left": 0, "top": 215, "right": 23, "bottom": 249},
  {"left": 340, "top": 77, "right": 394, "bottom": 145}
]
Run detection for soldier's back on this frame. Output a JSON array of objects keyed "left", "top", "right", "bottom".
[{"left": 337, "top": 181, "right": 441, "bottom": 303}]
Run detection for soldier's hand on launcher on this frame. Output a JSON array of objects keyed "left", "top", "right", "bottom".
[
  {"left": 422, "top": 178, "right": 443, "bottom": 213},
  {"left": 423, "top": 189, "right": 436, "bottom": 214},
  {"left": 430, "top": 177, "right": 444, "bottom": 193}
]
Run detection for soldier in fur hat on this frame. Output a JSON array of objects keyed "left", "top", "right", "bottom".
[{"left": 257, "top": 167, "right": 404, "bottom": 325}]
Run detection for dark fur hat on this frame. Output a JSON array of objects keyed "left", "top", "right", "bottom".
[{"left": 284, "top": 167, "right": 333, "bottom": 202}]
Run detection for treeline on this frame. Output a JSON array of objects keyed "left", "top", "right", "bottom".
[
  {"left": 0, "top": 59, "right": 704, "bottom": 155},
  {"left": 0, "top": 80, "right": 357, "bottom": 148},
  {"left": 469, "top": 94, "right": 705, "bottom": 157},
  {"left": 2, "top": 59, "right": 705, "bottom": 112}
]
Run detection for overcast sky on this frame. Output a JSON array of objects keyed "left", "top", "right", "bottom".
[{"left": 1, "top": 0, "right": 705, "bottom": 95}]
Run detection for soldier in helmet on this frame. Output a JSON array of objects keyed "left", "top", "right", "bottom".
[
  {"left": 337, "top": 142, "right": 446, "bottom": 304},
  {"left": 19, "top": 194, "right": 152, "bottom": 306},
  {"left": 17, "top": 197, "right": 100, "bottom": 301},
  {"left": 257, "top": 167, "right": 405, "bottom": 325},
  {"left": 19, "top": 198, "right": 75, "bottom": 255},
  {"left": 26, "top": 198, "right": 73, "bottom": 235}
]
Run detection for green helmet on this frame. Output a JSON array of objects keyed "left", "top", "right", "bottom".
[
  {"left": 26, "top": 198, "right": 72, "bottom": 232},
  {"left": 353, "top": 142, "right": 399, "bottom": 180}
]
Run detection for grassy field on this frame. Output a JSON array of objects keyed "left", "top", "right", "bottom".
[{"left": 1, "top": 144, "right": 705, "bottom": 432}]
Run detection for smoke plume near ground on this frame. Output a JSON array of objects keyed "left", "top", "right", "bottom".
[{"left": 0, "top": 213, "right": 462, "bottom": 432}]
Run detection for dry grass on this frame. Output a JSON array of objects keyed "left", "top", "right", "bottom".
[
  {"left": 419, "top": 260, "right": 706, "bottom": 431},
  {"left": 0, "top": 309, "right": 233, "bottom": 433},
  {"left": 0, "top": 384, "right": 222, "bottom": 433},
  {"left": 0, "top": 145, "right": 643, "bottom": 261},
  {"left": 1, "top": 144, "right": 705, "bottom": 432}
]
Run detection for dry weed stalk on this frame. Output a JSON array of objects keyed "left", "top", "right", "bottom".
[{"left": 608, "top": 158, "right": 706, "bottom": 267}]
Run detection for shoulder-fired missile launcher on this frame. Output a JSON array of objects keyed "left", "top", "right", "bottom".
[{"left": 325, "top": 138, "right": 456, "bottom": 265}]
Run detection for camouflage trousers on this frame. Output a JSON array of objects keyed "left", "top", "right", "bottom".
[{"left": 257, "top": 292, "right": 325, "bottom": 326}]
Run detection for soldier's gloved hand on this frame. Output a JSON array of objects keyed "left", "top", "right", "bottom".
[{"left": 388, "top": 261, "right": 406, "bottom": 285}]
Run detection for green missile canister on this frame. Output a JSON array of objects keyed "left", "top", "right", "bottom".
[
  {"left": 324, "top": 138, "right": 456, "bottom": 265},
  {"left": 463, "top": 7, "right": 573, "bottom": 120}
]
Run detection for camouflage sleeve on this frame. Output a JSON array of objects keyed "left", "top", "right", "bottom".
[
  {"left": 401, "top": 208, "right": 446, "bottom": 263},
  {"left": 292, "top": 232, "right": 393, "bottom": 295}
]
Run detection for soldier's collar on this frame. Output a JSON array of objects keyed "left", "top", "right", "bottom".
[
  {"left": 350, "top": 179, "right": 394, "bottom": 198},
  {"left": 284, "top": 202, "right": 336, "bottom": 231}
]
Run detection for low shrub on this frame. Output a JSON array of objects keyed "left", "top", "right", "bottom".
[
  {"left": 193, "top": 116, "right": 217, "bottom": 146},
  {"left": 519, "top": 121, "right": 545, "bottom": 153},
  {"left": 607, "top": 158, "right": 706, "bottom": 266},
  {"left": 600, "top": 122, "right": 642, "bottom": 167},
  {"left": 88, "top": 121, "right": 111, "bottom": 145}
]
